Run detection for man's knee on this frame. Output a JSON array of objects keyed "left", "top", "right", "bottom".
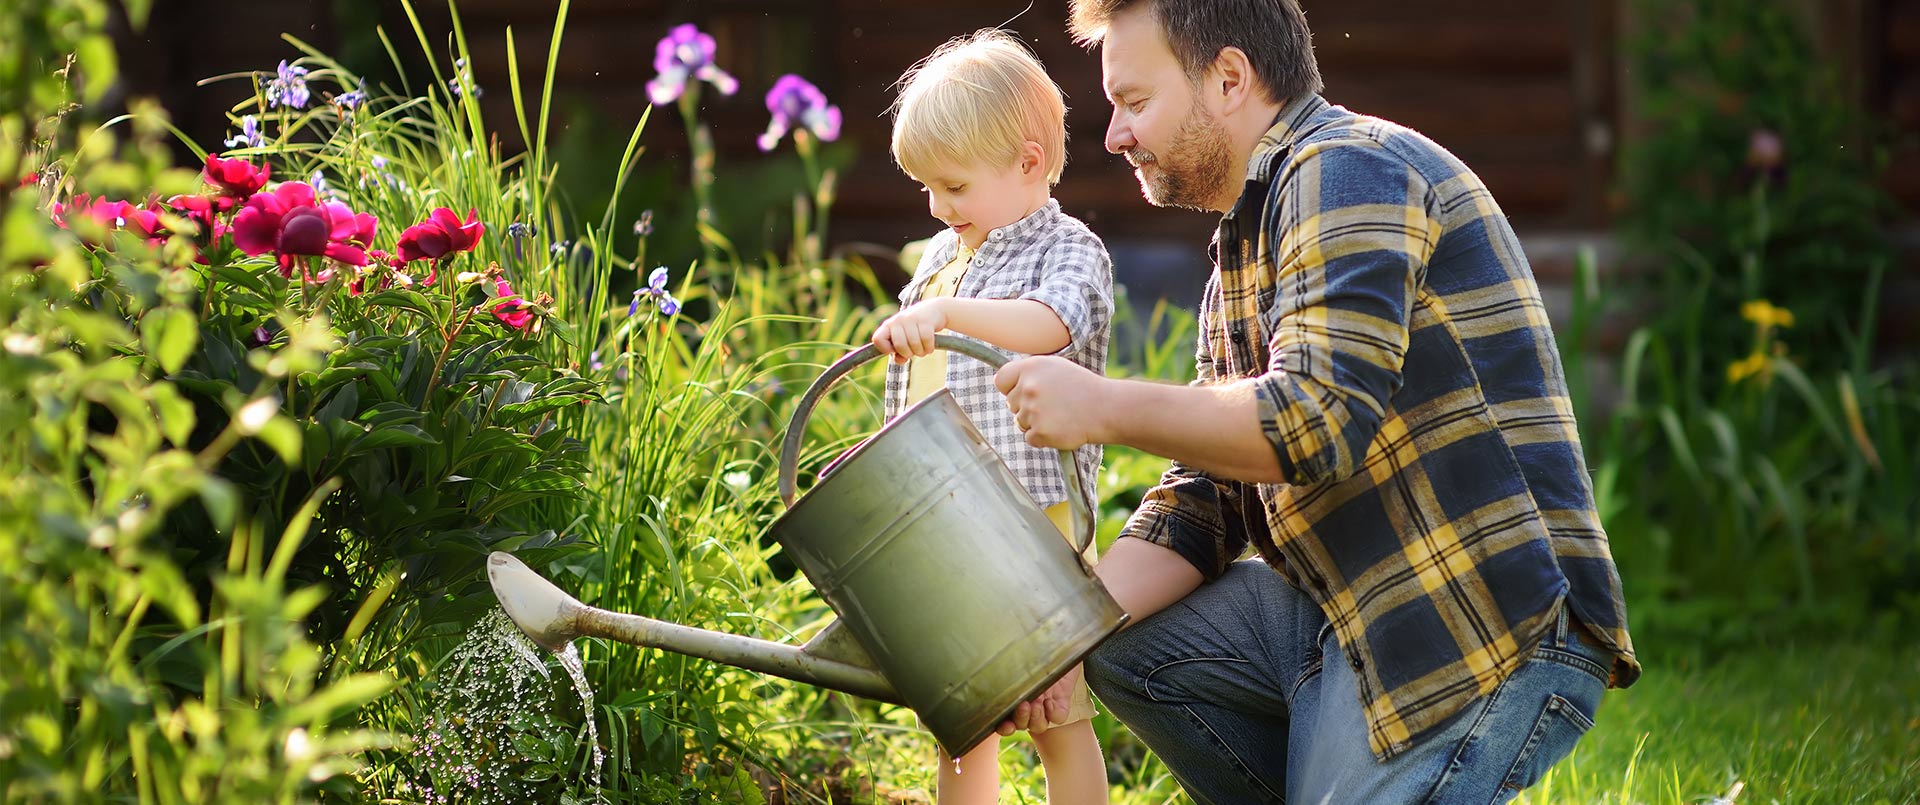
[{"left": 1082, "top": 633, "right": 1134, "bottom": 705}]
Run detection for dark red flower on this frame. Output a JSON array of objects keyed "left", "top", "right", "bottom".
[
  {"left": 231, "top": 181, "right": 378, "bottom": 277},
  {"left": 203, "top": 153, "right": 271, "bottom": 206},
  {"left": 396, "top": 207, "right": 485, "bottom": 262}
]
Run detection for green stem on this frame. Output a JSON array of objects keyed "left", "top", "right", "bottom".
[
  {"left": 201, "top": 247, "right": 225, "bottom": 320},
  {"left": 679, "top": 87, "right": 718, "bottom": 269},
  {"left": 420, "top": 304, "right": 478, "bottom": 408},
  {"left": 795, "top": 130, "right": 828, "bottom": 264}
]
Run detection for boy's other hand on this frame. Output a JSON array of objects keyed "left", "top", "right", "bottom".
[
  {"left": 996, "top": 663, "right": 1082, "bottom": 736},
  {"left": 871, "top": 299, "right": 949, "bottom": 363}
]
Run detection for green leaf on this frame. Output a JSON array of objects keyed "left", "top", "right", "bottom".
[
  {"left": 287, "top": 673, "right": 396, "bottom": 725},
  {"left": 257, "top": 416, "right": 303, "bottom": 462},
  {"left": 148, "top": 382, "right": 196, "bottom": 447},
  {"left": 140, "top": 308, "right": 199, "bottom": 375},
  {"left": 497, "top": 394, "right": 593, "bottom": 425},
  {"left": 74, "top": 34, "right": 119, "bottom": 103},
  {"left": 357, "top": 401, "right": 423, "bottom": 429},
  {"left": 366, "top": 289, "right": 444, "bottom": 327},
  {"left": 352, "top": 424, "right": 439, "bottom": 452},
  {"left": 199, "top": 477, "right": 238, "bottom": 533},
  {"left": 213, "top": 264, "right": 272, "bottom": 296}
]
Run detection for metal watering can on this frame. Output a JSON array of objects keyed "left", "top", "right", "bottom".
[{"left": 488, "top": 334, "right": 1129, "bottom": 756}]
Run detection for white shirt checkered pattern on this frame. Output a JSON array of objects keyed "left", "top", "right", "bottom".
[{"left": 883, "top": 199, "right": 1113, "bottom": 511}]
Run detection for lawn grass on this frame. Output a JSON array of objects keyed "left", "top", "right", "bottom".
[
  {"left": 1516, "top": 638, "right": 1920, "bottom": 804},
  {"left": 935, "top": 638, "right": 1920, "bottom": 804}
]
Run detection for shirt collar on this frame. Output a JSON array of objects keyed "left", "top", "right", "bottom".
[
  {"left": 927, "top": 198, "right": 1060, "bottom": 265},
  {"left": 1223, "top": 94, "right": 1331, "bottom": 222},
  {"left": 982, "top": 198, "right": 1061, "bottom": 245},
  {"left": 1245, "top": 93, "right": 1331, "bottom": 184}
]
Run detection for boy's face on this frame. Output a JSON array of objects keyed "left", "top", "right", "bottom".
[{"left": 916, "top": 152, "right": 1045, "bottom": 250}]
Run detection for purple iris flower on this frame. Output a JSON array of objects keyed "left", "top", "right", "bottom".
[
  {"left": 336, "top": 78, "right": 368, "bottom": 114},
  {"left": 224, "top": 115, "right": 264, "bottom": 149},
  {"left": 646, "top": 24, "right": 739, "bottom": 106},
  {"left": 757, "top": 75, "right": 841, "bottom": 151},
  {"left": 448, "top": 58, "right": 482, "bottom": 100},
  {"left": 265, "top": 60, "right": 310, "bottom": 109},
  {"left": 629, "top": 266, "right": 681, "bottom": 316}
]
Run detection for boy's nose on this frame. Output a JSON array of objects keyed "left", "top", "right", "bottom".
[{"left": 1104, "top": 109, "right": 1134, "bottom": 155}]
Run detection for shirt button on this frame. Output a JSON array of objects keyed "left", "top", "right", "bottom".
[{"left": 1349, "top": 654, "right": 1364, "bottom": 672}]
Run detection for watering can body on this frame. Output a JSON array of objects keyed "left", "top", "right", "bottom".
[
  {"left": 489, "top": 335, "right": 1128, "bottom": 758},
  {"left": 770, "top": 383, "right": 1127, "bottom": 755}
]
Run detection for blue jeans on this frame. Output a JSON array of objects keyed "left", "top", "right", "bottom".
[{"left": 1085, "top": 561, "right": 1609, "bottom": 804}]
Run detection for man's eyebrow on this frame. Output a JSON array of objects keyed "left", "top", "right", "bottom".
[{"left": 1107, "top": 84, "right": 1139, "bottom": 102}]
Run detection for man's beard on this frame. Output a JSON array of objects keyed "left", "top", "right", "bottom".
[{"left": 1126, "top": 99, "right": 1232, "bottom": 212}]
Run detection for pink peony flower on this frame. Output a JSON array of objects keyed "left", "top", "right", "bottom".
[
  {"left": 490, "top": 278, "right": 535, "bottom": 330},
  {"left": 51, "top": 194, "right": 168, "bottom": 248},
  {"left": 165, "top": 194, "right": 230, "bottom": 264},
  {"left": 166, "top": 194, "right": 228, "bottom": 240},
  {"left": 202, "top": 153, "right": 270, "bottom": 206},
  {"left": 396, "top": 207, "right": 485, "bottom": 263},
  {"left": 231, "top": 181, "right": 377, "bottom": 277}
]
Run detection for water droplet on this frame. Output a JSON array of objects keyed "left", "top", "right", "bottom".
[{"left": 404, "top": 608, "right": 603, "bottom": 802}]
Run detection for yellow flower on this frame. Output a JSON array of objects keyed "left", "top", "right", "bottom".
[
  {"left": 1740, "top": 299, "right": 1795, "bottom": 329},
  {"left": 1726, "top": 352, "right": 1769, "bottom": 383}
]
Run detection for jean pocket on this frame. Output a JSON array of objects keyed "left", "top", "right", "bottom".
[{"left": 1499, "top": 692, "right": 1596, "bottom": 795}]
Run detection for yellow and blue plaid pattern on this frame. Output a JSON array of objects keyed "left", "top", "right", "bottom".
[{"left": 1119, "top": 94, "right": 1639, "bottom": 760}]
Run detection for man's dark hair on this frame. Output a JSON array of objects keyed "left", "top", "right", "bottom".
[{"left": 1069, "top": 0, "right": 1322, "bottom": 104}]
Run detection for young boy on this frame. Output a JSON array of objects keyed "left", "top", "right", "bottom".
[{"left": 872, "top": 28, "right": 1115, "bottom": 805}]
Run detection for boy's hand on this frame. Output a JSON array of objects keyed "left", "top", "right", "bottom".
[
  {"left": 996, "top": 663, "right": 1082, "bottom": 736},
  {"left": 872, "top": 299, "right": 949, "bottom": 363}
]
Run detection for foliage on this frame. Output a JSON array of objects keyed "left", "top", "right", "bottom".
[
  {"left": 1618, "top": 0, "right": 1893, "bottom": 376},
  {"left": 1, "top": 1, "right": 397, "bottom": 799},
  {"left": 1591, "top": 0, "right": 1919, "bottom": 649}
]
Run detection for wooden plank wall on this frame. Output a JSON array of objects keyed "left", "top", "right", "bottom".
[{"left": 115, "top": 0, "right": 1916, "bottom": 330}]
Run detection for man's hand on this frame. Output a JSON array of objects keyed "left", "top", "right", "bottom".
[
  {"left": 872, "top": 299, "right": 949, "bottom": 363},
  {"left": 996, "top": 663, "right": 1083, "bottom": 736},
  {"left": 994, "top": 356, "right": 1109, "bottom": 449}
]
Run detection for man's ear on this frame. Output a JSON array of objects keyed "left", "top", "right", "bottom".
[{"left": 1210, "top": 46, "right": 1256, "bottom": 116}]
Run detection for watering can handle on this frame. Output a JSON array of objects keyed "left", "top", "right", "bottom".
[{"left": 778, "top": 334, "right": 1098, "bottom": 557}]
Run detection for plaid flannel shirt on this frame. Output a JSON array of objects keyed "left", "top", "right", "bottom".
[
  {"left": 883, "top": 199, "right": 1113, "bottom": 514},
  {"left": 1118, "top": 95, "right": 1640, "bottom": 760}
]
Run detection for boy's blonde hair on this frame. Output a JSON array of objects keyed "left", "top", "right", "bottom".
[{"left": 890, "top": 29, "right": 1068, "bottom": 185}]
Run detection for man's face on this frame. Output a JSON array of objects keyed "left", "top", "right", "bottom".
[{"left": 1100, "top": 6, "right": 1233, "bottom": 212}]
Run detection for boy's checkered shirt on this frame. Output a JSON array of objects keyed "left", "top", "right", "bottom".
[
  {"left": 1118, "top": 94, "right": 1641, "bottom": 760},
  {"left": 882, "top": 199, "right": 1113, "bottom": 515}
]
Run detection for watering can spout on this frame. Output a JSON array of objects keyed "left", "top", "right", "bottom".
[{"left": 486, "top": 552, "right": 904, "bottom": 705}]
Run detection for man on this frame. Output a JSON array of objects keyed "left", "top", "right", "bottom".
[{"left": 992, "top": 0, "right": 1641, "bottom": 801}]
